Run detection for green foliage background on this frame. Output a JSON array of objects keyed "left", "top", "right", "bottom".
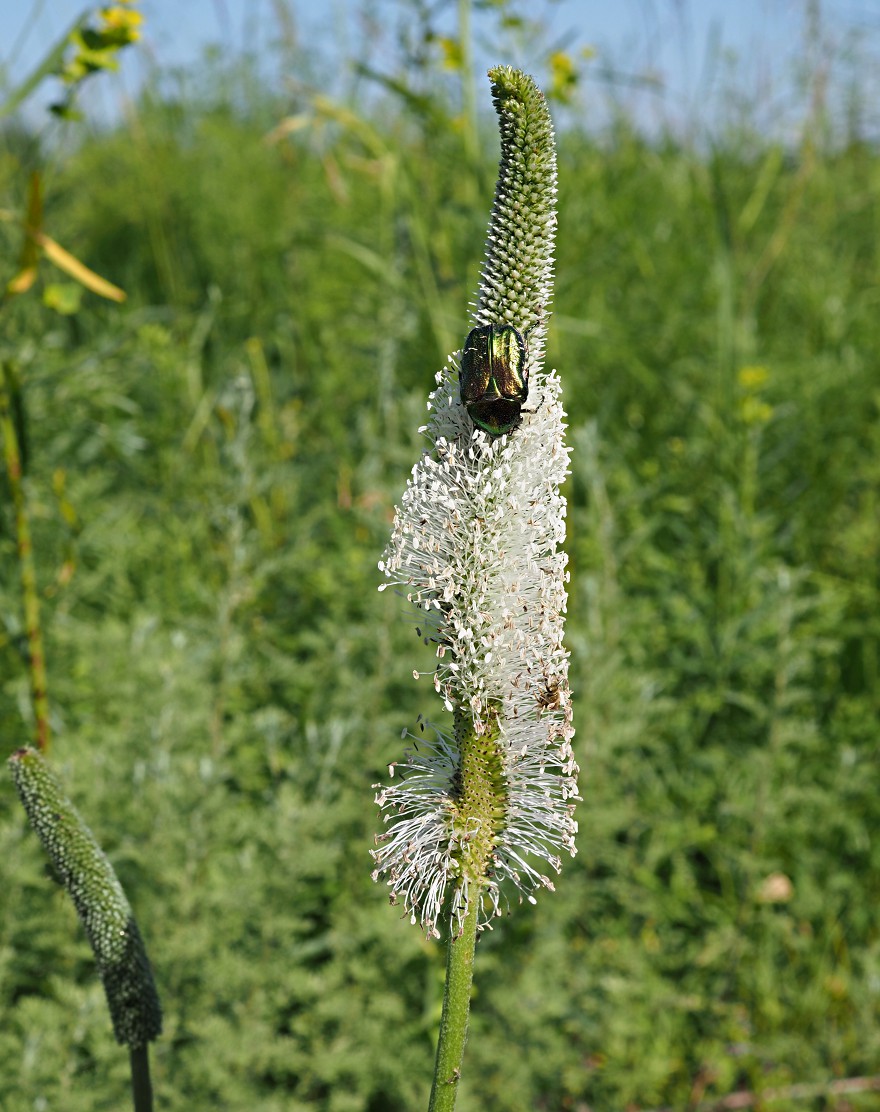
[{"left": 1, "top": 8, "right": 879, "bottom": 1110}]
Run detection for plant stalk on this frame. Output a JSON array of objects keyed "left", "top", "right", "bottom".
[
  {"left": 0, "top": 362, "right": 51, "bottom": 752},
  {"left": 428, "top": 889, "right": 479, "bottom": 1112},
  {"left": 129, "top": 1044, "right": 154, "bottom": 1112},
  {"left": 457, "top": 0, "right": 479, "bottom": 174}
]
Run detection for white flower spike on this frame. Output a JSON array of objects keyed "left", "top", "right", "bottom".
[{"left": 374, "top": 66, "right": 578, "bottom": 939}]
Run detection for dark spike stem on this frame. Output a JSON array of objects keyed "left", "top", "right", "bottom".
[{"left": 130, "top": 1045, "right": 154, "bottom": 1112}]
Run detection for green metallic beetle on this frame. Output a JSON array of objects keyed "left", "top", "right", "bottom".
[{"left": 459, "top": 323, "right": 529, "bottom": 436}]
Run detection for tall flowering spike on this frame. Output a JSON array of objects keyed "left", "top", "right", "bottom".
[
  {"left": 374, "top": 68, "right": 578, "bottom": 939},
  {"left": 9, "top": 747, "right": 163, "bottom": 1048}
]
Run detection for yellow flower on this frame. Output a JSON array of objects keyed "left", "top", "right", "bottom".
[
  {"left": 549, "top": 52, "right": 578, "bottom": 103},
  {"left": 436, "top": 37, "right": 462, "bottom": 71},
  {"left": 99, "top": 4, "right": 143, "bottom": 43},
  {"left": 737, "top": 364, "right": 769, "bottom": 391},
  {"left": 740, "top": 396, "right": 773, "bottom": 426}
]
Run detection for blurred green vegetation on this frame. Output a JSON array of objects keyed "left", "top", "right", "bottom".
[{"left": 1, "top": 10, "right": 880, "bottom": 1111}]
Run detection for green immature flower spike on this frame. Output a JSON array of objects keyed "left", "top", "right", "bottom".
[
  {"left": 476, "top": 65, "right": 558, "bottom": 365},
  {"left": 375, "top": 68, "right": 577, "bottom": 940},
  {"left": 9, "top": 747, "right": 162, "bottom": 1048}
]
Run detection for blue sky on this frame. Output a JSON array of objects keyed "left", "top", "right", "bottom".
[{"left": 1, "top": 0, "right": 877, "bottom": 135}]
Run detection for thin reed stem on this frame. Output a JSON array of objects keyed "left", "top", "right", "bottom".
[
  {"left": 0, "top": 362, "right": 51, "bottom": 752},
  {"left": 457, "top": 0, "right": 479, "bottom": 174}
]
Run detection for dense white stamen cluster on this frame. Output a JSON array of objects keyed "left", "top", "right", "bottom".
[
  {"left": 373, "top": 67, "right": 578, "bottom": 938},
  {"left": 374, "top": 358, "right": 578, "bottom": 936}
]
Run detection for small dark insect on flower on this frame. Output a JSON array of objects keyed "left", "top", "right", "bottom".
[
  {"left": 536, "top": 676, "right": 563, "bottom": 711},
  {"left": 459, "top": 323, "right": 529, "bottom": 436}
]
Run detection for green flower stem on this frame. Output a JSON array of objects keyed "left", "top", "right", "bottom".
[
  {"left": 429, "top": 706, "right": 505, "bottom": 1110},
  {"left": 129, "top": 1045, "right": 154, "bottom": 1112},
  {"left": 428, "top": 889, "right": 479, "bottom": 1112},
  {"left": 0, "top": 362, "right": 51, "bottom": 752}
]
